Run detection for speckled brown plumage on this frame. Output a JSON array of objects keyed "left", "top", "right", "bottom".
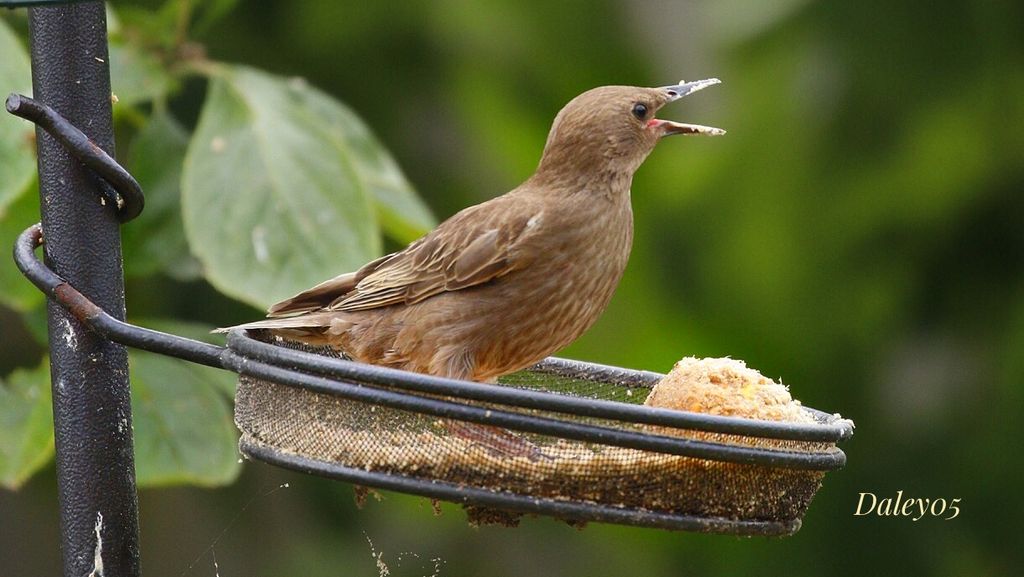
[{"left": 224, "top": 80, "right": 725, "bottom": 383}]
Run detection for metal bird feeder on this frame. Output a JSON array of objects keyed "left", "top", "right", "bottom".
[
  {"left": 15, "top": 216, "right": 854, "bottom": 535},
  {"left": 230, "top": 335, "right": 852, "bottom": 533},
  {"left": 5, "top": 3, "right": 854, "bottom": 575}
]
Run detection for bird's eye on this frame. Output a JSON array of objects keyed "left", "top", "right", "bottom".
[{"left": 632, "top": 102, "right": 648, "bottom": 120}]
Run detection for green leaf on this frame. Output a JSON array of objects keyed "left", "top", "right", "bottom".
[
  {"left": 0, "top": 316, "right": 240, "bottom": 489},
  {"left": 0, "top": 183, "right": 43, "bottom": 312},
  {"left": 0, "top": 359, "right": 54, "bottom": 491},
  {"left": 20, "top": 306, "right": 49, "bottom": 346},
  {"left": 114, "top": 6, "right": 179, "bottom": 50},
  {"left": 294, "top": 75, "right": 435, "bottom": 244},
  {"left": 0, "top": 18, "right": 36, "bottom": 213},
  {"left": 130, "top": 347, "right": 240, "bottom": 488},
  {"left": 183, "top": 65, "right": 417, "bottom": 308},
  {"left": 108, "top": 40, "right": 175, "bottom": 106},
  {"left": 192, "top": 0, "right": 241, "bottom": 36},
  {"left": 122, "top": 112, "right": 201, "bottom": 280}
]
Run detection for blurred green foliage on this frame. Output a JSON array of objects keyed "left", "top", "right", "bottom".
[
  {"left": 1, "top": 0, "right": 1022, "bottom": 576},
  {"left": 0, "top": 0, "right": 433, "bottom": 493}
]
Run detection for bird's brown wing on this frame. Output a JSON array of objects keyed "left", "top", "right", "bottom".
[
  {"left": 326, "top": 195, "right": 542, "bottom": 313},
  {"left": 266, "top": 253, "right": 394, "bottom": 317}
]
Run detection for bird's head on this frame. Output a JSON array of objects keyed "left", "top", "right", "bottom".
[{"left": 535, "top": 79, "right": 725, "bottom": 185}]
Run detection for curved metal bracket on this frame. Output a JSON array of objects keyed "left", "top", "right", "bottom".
[{"left": 6, "top": 94, "right": 145, "bottom": 222}]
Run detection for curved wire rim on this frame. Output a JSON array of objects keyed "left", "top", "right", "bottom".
[
  {"left": 229, "top": 330, "right": 854, "bottom": 443},
  {"left": 239, "top": 438, "right": 804, "bottom": 536},
  {"left": 15, "top": 222, "right": 850, "bottom": 470},
  {"left": 224, "top": 349, "right": 846, "bottom": 470}
]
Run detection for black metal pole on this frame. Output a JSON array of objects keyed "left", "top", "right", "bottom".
[{"left": 27, "top": 3, "right": 140, "bottom": 577}]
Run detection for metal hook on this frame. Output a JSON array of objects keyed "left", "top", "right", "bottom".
[{"left": 6, "top": 93, "right": 145, "bottom": 222}]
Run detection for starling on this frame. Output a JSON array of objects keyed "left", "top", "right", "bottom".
[{"left": 224, "top": 80, "right": 724, "bottom": 453}]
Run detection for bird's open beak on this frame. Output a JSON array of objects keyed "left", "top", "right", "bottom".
[{"left": 649, "top": 78, "right": 726, "bottom": 137}]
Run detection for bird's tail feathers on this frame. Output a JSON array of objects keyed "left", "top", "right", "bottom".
[{"left": 212, "top": 312, "right": 340, "bottom": 334}]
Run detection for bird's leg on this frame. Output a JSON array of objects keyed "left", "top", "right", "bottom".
[{"left": 440, "top": 370, "right": 549, "bottom": 461}]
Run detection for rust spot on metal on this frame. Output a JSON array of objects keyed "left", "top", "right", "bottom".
[{"left": 54, "top": 282, "right": 103, "bottom": 323}]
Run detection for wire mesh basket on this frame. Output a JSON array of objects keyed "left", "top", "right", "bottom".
[{"left": 229, "top": 331, "right": 853, "bottom": 535}]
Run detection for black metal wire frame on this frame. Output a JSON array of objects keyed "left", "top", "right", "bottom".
[
  {"left": 15, "top": 223, "right": 832, "bottom": 536},
  {"left": 15, "top": 223, "right": 851, "bottom": 472},
  {"left": 6, "top": 94, "right": 144, "bottom": 222}
]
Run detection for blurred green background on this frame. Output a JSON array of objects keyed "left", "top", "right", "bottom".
[{"left": 2, "top": 0, "right": 1023, "bottom": 575}]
